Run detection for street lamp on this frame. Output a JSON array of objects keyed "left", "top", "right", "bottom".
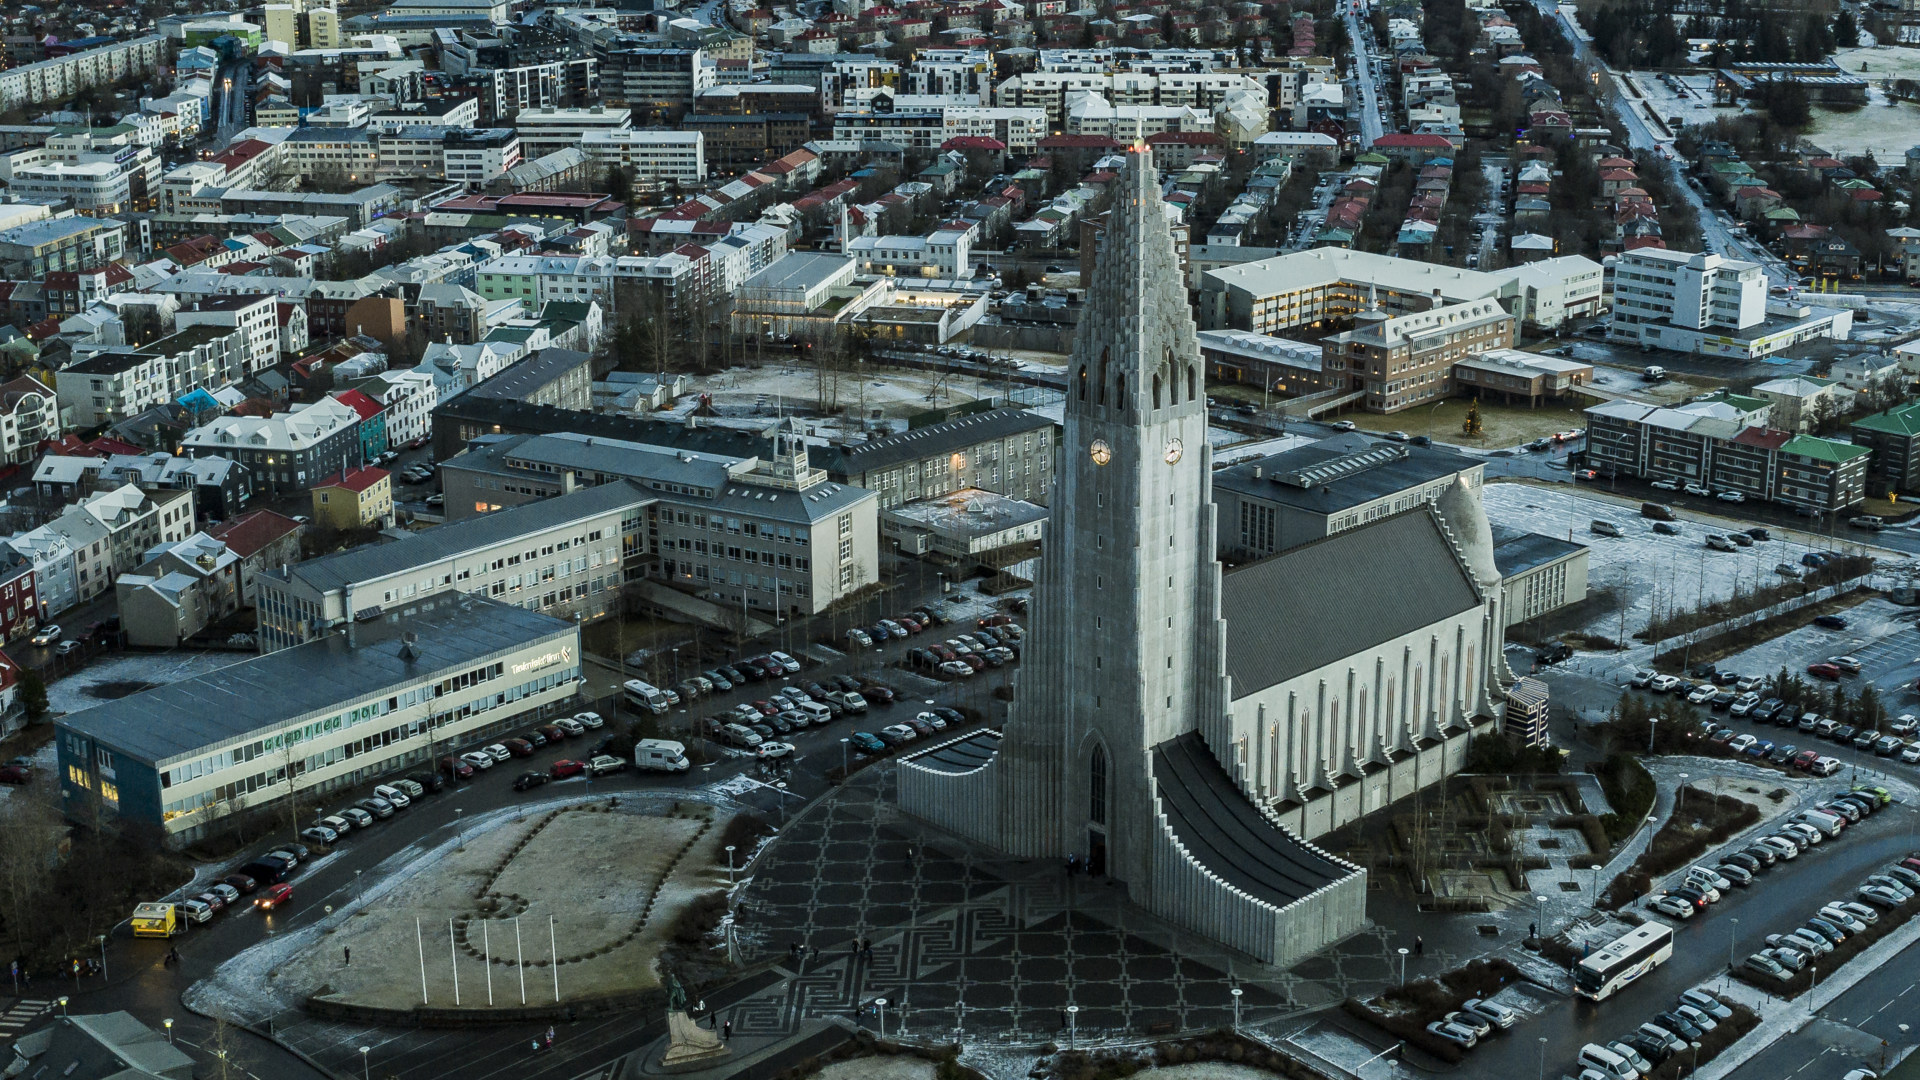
[
  {"left": 355, "top": 869, "right": 363, "bottom": 902},
  {"left": 454, "top": 807, "right": 464, "bottom": 849},
  {"left": 1678, "top": 773, "right": 1690, "bottom": 816},
  {"left": 1230, "top": 987, "right": 1243, "bottom": 1031},
  {"left": 1537, "top": 1036, "right": 1548, "bottom": 1080},
  {"left": 96, "top": 934, "right": 107, "bottom": 982},
  {"left": 776, "top": 780, "right": 789, "bottom": 824},
  {"left": 359, "top": 1046, "right": 371, "bottom": 1080},
  {"left": 840, "top": 737, "right": 850, "bottom": 777},
  {"left": 1397, "top": 947, "right": 1409, "bottom": 986},
  {"left": 876, "top": 997, "right": 889, "bottom": 1039},
  {"left": 1590, "top": 864, "right": 1603, "bottom": 905},
  {"left": 1535, "top": 894, "right": 1549, "bottom": 939},
  {"left": 725, "top": 845, "right": 737, "bottom": 885},
  {"left": 164, "top": 1019, "right": 173, "bottom": 1044},
  {"left": 1066, "top": 1004, "right": 1078, "bottom": 1048},
  {"left": 57, "top": 996, "right": 67, "bottom": 1017},
  {"left": 1729, "top": 917, "right": 1739, "bottom": 970}
]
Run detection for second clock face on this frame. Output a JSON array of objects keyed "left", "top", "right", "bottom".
[
  {"left": 1089, "top": 439, "right": 1112, "bottom": 466},
  {"left": 1164, "top": 438, "right": 1183, "bottom": 464}
]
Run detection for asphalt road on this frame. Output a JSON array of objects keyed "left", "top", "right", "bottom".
[
  {"left": 1460, "top": 778, "right": 1919, "bottom": 1080},
  {"left": 42, "top": 595, "right": 1017, "bottom": 1079},
  {"left": 1735, "top": 931, "right": 1920, "bottom": 1080},
  {"left": 1344, "top": 5, "right": 1386, "bottom": 149}
]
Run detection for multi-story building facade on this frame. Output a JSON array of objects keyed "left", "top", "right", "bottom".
[
  {"left": 578, "top": 129, "right": 706, "bottom": 183},
  {"left": 1318, "top": 298, "right": 1516, "bottom": 413},
  {"left": 1586, "top": 397, "right": 1868, "bottom": 512},
  {"left": 602, "top": 48, "right": 712, "bottom": 119},
  {"left": 181, "top": 399, "right": 368, "bottom": 496},
  {"left": 0, "top": 128, "right": 162, "bottom": 214},
  {"left": 438, "top": 423, "right": 881, "bottom": 617},
  {"left": 0, "top": 35, "right": 166, "bottom": 113},
  {"left": 57, "top": 594, "right": 582, "bottom": 844},
  {"left": 57, "top": 325, "right": 249, "bottom": 428},
  {"left": 1848, "top": 402, "right": 1920, "bottom": 494},
  {"left": 255, "top": 480, "right": 642, "bottom": 652},
  {"left": 175, "top": 294, "right": 280, "bottom": 376},
  {"left": 0, "top": 217, "right": 128, "bottom": 277},
  {"left": 1609, "top": 247, "right": 1850, "bottom": 359},
  {"left": 0, "top": 375, "right": 59, "bottom": 466},
  {"left": 811, "top": 408, "right": 1055, "bottom": 510}
]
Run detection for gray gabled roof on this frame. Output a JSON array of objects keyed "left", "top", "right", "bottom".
[
  {"left": 59, "top": 594, "right": 575, "bottom": 765},
  {"left": 273, "top": 480, "right": 647, "bottom": 595},
  {"left": 1212, "top": 432, "right": 1479, "bottom": 515},
  {"left": 1220, "top": 509, "right": 1482, "bottom": 697}
]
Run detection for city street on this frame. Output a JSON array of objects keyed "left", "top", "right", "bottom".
[
  {"left": 1345, "top": 4, "right": 1386, "bottom": 148},
  {"left": 1736, "top": 931, "right": 1920, "bottom": 1079}
]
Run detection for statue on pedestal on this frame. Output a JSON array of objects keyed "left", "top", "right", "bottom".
[{"left": 661, "top": 973, "right": 730, "bottom": 1069}]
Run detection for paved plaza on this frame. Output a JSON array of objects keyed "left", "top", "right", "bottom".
[{"left": 726, "top": 763, "right": 1454, "bottom": 1045}]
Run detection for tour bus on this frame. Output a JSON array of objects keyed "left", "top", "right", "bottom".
[
  {"left": 131, "top": 902, "right": 182, "bottom": 938},
  {"left": 1575, "top": 922, "right": 1674, "bottom": 1001},
  {"left": 623, "top": 679, "right": 670, "bottom": 715}
]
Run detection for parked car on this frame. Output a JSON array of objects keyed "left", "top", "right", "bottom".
[
  {"left": 300, "top": 826, "right": 339, "bottom": 846},
  {"left": 255, "top": 883, "right": 294, "bottom": 911}
]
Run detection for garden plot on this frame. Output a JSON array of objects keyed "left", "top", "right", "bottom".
[{"left": 1483, "top": 483, "right": 1826, "bottom": 644}]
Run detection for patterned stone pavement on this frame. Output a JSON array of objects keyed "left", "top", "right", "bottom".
[{"left": 727, "top": 763, "right": 1443, "bottom": 1044}]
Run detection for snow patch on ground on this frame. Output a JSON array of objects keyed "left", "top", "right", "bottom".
[
  {"left": 1483, "top": 483, "right": 1834, "bottom": 644},
  {"left": 809, "top": 1058, "right": 937, "bottom": 1080}
]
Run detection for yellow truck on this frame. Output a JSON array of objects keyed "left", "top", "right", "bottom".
[{"left": 130, "top": 902, "right": 181, "bottom": 938}]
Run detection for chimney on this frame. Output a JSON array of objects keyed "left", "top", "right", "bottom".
[
  {"left": 1430, "top": 287, "right": 1442, "bottom": 309},
  {"left": 562, "top": 471, "right": 577, "bottom": 493},
  {"left": 398, "top": 630, "right": 419, "bottom": 661}
]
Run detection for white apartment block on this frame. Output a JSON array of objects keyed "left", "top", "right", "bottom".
[
  {"left": 1064, "top": 95, "right": 1213, "bottom": 140},
  {"left": 443, "top": 130, "right": 522, "bottom": 185},
  {"left": 845, "top": 225, "right": 973, "bottom": 279},
  {"left": 362, "top": 369, "right": 437, "bottom": 447},
  {"left": 1608, "top": 248, "right": 1850, "bottom": 359},
  {"left": 906, "top": 49, "right": 994, "bottom": 100},
  {"left": 579, "top": 130, "right": 706, "bottom": 183},
  {"left": 939, "top": 106, "right": 1047, "bottom": 153},
  {"left": 58, "top": 326, "right": 248, "bottom": 428},
  {"left": 513, "top": 105, "right": 635, "bottom": 158},
  {"left": 0, "top": 36, "right": 167, "bottom": 113},
  {"left": 175, "top": 294, "right": 280, "bottom": 376},
  {"left": 0, "top": 130, "right": 163, "bottom": 215},
  {"left": 995, "top": 70, "right": 1262, "bottom": 126}
]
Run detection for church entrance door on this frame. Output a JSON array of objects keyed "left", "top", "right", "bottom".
[{"left": 1087, "top": 829, "right": 1106, "bottom": 876}]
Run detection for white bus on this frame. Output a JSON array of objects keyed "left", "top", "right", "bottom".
[{"left": 1575, "top": 923, "right": 1674, "bottom": 1001}]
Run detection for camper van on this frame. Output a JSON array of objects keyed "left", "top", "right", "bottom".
[
  {"left": 622, "top": 679, "right": 670, "bottom": 715},
  {"left": 131, "top": 902, "right": 182, "bottom": 937},
  {"left": 635, "top": 739, "right": 690, "bottom": 772}
]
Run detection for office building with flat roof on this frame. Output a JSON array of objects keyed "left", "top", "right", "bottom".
[{"left": 57, "top": 593, "right": 581, "bottom": 843}]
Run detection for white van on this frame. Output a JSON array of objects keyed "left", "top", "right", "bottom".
[
  {"left": 1792, "top": 809, "right": 1844, "bottom": 837},
  {"left": 795, "top": 700, "right": 832, "bottom": 725},
  {"left": 635, "top": 739, "right": 690, "bottom": 772},
  {"left": 1579, "top": 1042, "right": 1641, "bottom": 1080},
  {"left": 623, "top": 679, "right": 670, "bottom": 715}
]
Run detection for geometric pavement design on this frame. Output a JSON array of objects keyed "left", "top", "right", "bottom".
[{"left": 727, "top": 762, "right": 1442, "bottom": 1043}]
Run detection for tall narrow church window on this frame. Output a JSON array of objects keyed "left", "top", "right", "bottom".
[
  {"left": 1098, "top": 349, "right": 1109, "bottom": 405},
  {"left": 1089, "top": 744, "right": 1108, "bottom": 825},
  {"left": 1152, "top": 374, "right": 1162, "bottom": 410},
  {"left": 1187, "top": 365, "right": 1197, "bottom": 402},
  {"left": 1116, "top": 374, "right": 1126, "bottom": 409},
  {"left": 1078, "top": 365, "right": 1088, "bottom": 400}
]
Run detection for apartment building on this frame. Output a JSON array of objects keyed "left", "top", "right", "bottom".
[
  {"left": 175, "top": 294, "right": 280, "bottom": 376},
  {"left": 0, "top": 375, "right": 59, "bottom": 466},
  {"left": 512, "top": 105, "right": 634, "bottom": 158},
  {"left": 0, "top": 216, "right": 128, "bottom": 276},
  {"left": 1586, "top": 397, "right": 1867, "bottom": 512},
  {"left": 810, "top": 408, "right": 1055, "bottom": 510},
  {"left": 0, "top": 128, "right": 162, "bottom": 214},
  {"left": 57, "top": 325, "right": 248, "bottom": 428},
  {"left": 1608, "top": 247, "right": 1850, "bottom": 358},
  {"left": 0, "top": 36, "right": 167, "bottom": 112},
  {"left": 602, "top": 48, "right": 713, "bottom": 118},
  {"left": 578, "top": 130, "right": 706, "bottom": 183},
  {"left": 181, "top": 399, "right": 367, "bottom": 496}
]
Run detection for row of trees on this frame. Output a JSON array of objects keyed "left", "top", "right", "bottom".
[{"left": 1584, "top": 0, "right": 1850, "bottom": 66}]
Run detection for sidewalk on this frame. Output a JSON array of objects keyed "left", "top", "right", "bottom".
[{"left": 1693, "top": 909, "right": 1920, "bottom": 1080}]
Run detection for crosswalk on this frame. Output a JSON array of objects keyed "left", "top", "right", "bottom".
[{"left": 0, "top": 999, "right": 52, "bottom": 1035}]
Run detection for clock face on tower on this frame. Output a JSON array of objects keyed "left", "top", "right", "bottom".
[
  {"left": 1089, "top": 439, "right": 1112, "bottom": 466},
  {"left": 1164, "top": 438, "right": 1183, "bottom": 464}
]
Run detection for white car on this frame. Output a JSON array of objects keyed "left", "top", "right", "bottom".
[
  {"left": 1757, "top": 835, "right": 1800, "bottom": 859},
  {"left": 461, "top": 751, "right": 496, "bottom": 770},
  {"left": 555, "top": 716, "right": 584, "bottom": 736},
  {"left": 1684, "top": 483, "right": 1711, "bottom": 496},
  {"left": 1679, "top": 990, "right": 1733, "bottom": 1019},
  {"left": 938, "top": 661, "right": 975, "bottom": 678},
  {"left": 1902, "top": 744, "right": 1920, "bottom": 764},
  {"left": 1688, "top": 684, "right": 1717, "bottom": 704},
  {"left": 373, "top": 784, "right": 411, "bottom": 808},
  {"left": 1828, "top": 655, "right": 1863, "bottom": 674},
  {"left": 769, "top": 651, "right": 802, "bottom": 673},
  {"left": 29, "top": 624, "right": 60, "bottom": 646},
  {"left": 483, "top": 743, "right": 512, "bottom": 762},
  {"left": 320, "top": 814, "right": 354, "bottom": 836},
  {"left": 1716, "top": 491, "right": 1746, "bottom": 503},
  {"left": 1425, "top": 1020, "right": 1477, "bottom": 1048},
  {"left": 1648, "top": 674, "right": 1680, "bottom": 693},
  {"left": 847, "top": 629, "right": 872, "bottom": 648},
  {"left": 1728, "top": 734, "right": 1756, "bottom": 753},
  {"left": 1461, "top": 997, "right": 1517, "bottom": 1029},
  {"left": 574, "top": 711, "right": 605, "bottom": 729},
  {"left": 881, "top": 724, "right": 919, "bottom": 744},
  {"left": 1331, "top": 420, "right": 1357, "bottom": 432},
  {"left": 1650, "top": 895, "right": 1695, "bottom": 920},
  {"left": 754, "top": 742, "right": 795, "bottom": 759},
  {"left": 915, "top": 710, "right": 948, "bottom": 730}
]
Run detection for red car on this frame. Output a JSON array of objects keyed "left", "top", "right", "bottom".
[
  {"left": 441, "top": 755, "right": 475, "bottom": 779},
  {"left": 751, "top": 700, "right": 779, "bottom": 717},
  {"left": 503, "top": 738, "right": 535, "bottom": 757},
  {"left": 255, "top": 883, "right": 294, "bottom": 910},
  {"left": 930, "top": 643, "right": 956, "bottom": 662},
  {"left": 549, "top": 759, "right": 586, "bottom": 779},
  {"left": 896, "top": 616, "right": 922, "bottom": 633},
  {"left": 979, "top": 613, "right": 1013, "bottom": 628},
  {"left": 1807, "top": 663, "right": 1842, "bottom": 681},
  {"left": 223, "top": 874, "right": 258, "bottom": 894},
  {"left": 0, "top": 764, "right": 30, "bottom": 785},
  {"left": 1792, "top": 749, "right": 1821, "bottom": 770}
]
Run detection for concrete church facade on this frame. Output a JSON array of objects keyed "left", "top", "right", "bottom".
[{"left": 898, "top": 146, "right": 1512, "bottom": 969}]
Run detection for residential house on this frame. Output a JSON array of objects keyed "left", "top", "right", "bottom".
[{"left": 114, "top": 532, "right": 242, "bottom": 647}]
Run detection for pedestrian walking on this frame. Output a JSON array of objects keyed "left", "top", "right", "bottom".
[
  {"left": 1414, "top": 936, "right": 1423, "bottom": 957},
  {"left": 344, "top": 946, "right": 351, "bottom": 965},
  {"left": 1529, "top": 922, "right": 1537, "bottom": 940},
  {"left": 531, "top": 1039, "right": 542, "bottom": 1054},
  {"left": 722, "top": 1019, "right": 732, "bottom": 1042}
]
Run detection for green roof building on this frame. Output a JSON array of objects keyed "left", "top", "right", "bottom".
[{"left": 1849, "top": 402, "right": 1920, "bottom": 493}]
